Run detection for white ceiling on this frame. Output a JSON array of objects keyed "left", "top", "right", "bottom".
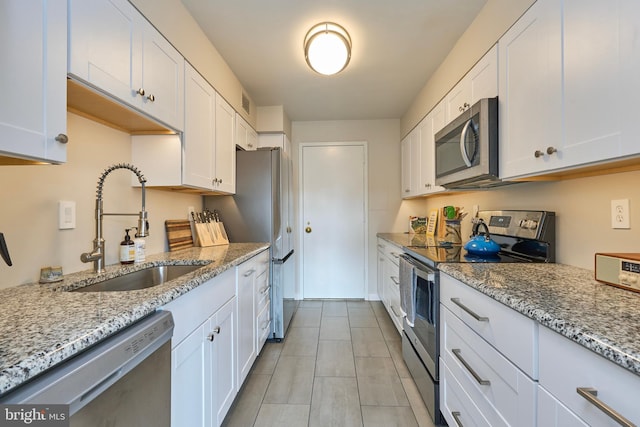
[{"left": 181, "top": 0, "right": 488, "bottom": 121}]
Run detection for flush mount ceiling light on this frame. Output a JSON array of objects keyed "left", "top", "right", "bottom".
[{"left": 304, "top": 22, "right": 352, "bottom": 75}]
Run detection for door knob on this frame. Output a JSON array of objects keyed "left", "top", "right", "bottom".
[{"left": 305, "top": 226, "right": 312, "bottom": 233}]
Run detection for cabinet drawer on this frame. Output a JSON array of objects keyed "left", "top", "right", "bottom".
[
  {"left": 442, "top": 306, "right": 536, "bottom": 427},
  {"left": 441, "top": 359, "right": 493, "bottom": 427},
  {"left": 378, "top": 239, "right": 402, "bottom": 266},
  {"left": 256, "top": 302, "right": 271, "bottom": 354},
  {"left": 386, "top": 280, "right": 404, "bottom": 334},
  {"left": 537, "top": 385, "right": 588, "bottom": 427},
  {"left": 440, "top": 273, "right": 538, "bottom": 378},
  {"left": 255, "top": 269, "right": 270, "bottom": 310},
  {"left": 162, "top": 268, "right": 235, "bottom": 348},
  {"left": 539, "top": 326, "right": 640, "bottom": 427}
]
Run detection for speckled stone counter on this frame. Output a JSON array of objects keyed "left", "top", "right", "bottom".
[
  {"left": 377, "top": 233, "right": 640, "bottom": 377},
  {"left": 0, "top": 242, "right": 269, "bottom": 396}
]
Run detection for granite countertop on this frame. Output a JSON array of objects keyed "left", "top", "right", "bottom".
[
  {"left": 377, "top": 233, "right": 640, "bottom": 377},
  {"left": 0, "top": 242, "right": 269, "bottom": 397}
]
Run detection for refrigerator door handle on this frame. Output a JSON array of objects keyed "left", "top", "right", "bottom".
[{"left": 273, "top": 249, "right": 294, "bottom": 265}]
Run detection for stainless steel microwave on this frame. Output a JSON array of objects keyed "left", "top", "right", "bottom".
[{"left": 434, "top": 97, "right": 501, "bottom": 189}]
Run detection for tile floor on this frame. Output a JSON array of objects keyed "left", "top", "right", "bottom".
[{"left": 222, "top": 300, "right": 436, "bottom": 427}]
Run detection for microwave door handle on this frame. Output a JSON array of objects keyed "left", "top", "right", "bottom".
[{"left": 459, "top": 119, "right": 474, "bottom": 167}]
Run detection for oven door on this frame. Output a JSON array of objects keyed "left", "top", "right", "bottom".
[{"left": 399, "top": 255, "right": 439, "bottom": 379}]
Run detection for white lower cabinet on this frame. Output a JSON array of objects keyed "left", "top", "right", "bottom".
[
  {"left": 440, "top": 273, "right": 537, "bottom": 426},
  {"left": 164, "top": 267, "right": 236, "bottom": 427},
  {"left": 377, "top": 238, "right": 403, "bottom": 334},
  {"left": 539, "top": 325, "right": 640, "bottom": 427},
  {"left": 537, "top": 385, "right": 589, "bottom": 427}
]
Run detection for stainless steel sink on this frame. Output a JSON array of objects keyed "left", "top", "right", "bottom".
[{"left": 72, "top": 264, "right": 204, "bottom": 292}]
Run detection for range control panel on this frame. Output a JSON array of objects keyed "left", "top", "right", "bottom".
[{"left": 595, "top": 253, "right": 640, "bottom": 292}]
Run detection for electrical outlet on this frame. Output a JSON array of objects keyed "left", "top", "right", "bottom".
[{"left": 611, "top": 199, "right": 630, "bottom": 229}]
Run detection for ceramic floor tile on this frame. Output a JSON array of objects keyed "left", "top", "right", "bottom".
[
  {"left": 251, "top": 341, "right": 283, "bottom": 375},
  {"left": 370, "top": 301, "right": 387, "bottom": 317},
  {"left": 355, "top": 357, "right": 409, "bottom": 406},
  {"left": 361, "top": 406, "right": 419, "bottom": 427},
  {"left": 315, "top": 340, "right": 356, "bottom": 377},
  {"left": 309, "top": 377, "right": 363, "bottom": 427},
  {"left": 322, "top": 300, "right": 349, "bottom": 317},
  {"left": 299, "top": 300, "right": 324, "bottom": 308},
  {"left": 222, "top": 374, "right": 271, "bottom": 427},
  {"left": 378, "top": 314, "right": 402, "bottom": 342},
  {"left": 291, "top": 307, "right": 322, "bottom": 327},
  {"left": 281, "top": 327, "right": 319, "bottom": 356},
  {"left": 401, "top": 378, "right": 436, "bottom": 427},
  {"left": 347, "top": 300, "right": 372, "bottom": 309},
  {"left": 319, "top": 316, "right": 351, "bottom": 341},
  {"left": 351, "top": 327, "right": 390, "bottom": 357},
  {"left": 263, "top": 356, "right": 315, "bottom": 404},
  {"left": 253, "top": 404, "right": 310, "bottom": 427}
]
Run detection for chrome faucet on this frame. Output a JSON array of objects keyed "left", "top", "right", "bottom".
[{"left": 81, "top": 163, "right": 149, "bottom": 273}]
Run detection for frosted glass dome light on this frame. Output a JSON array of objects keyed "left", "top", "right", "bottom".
[{"left": 304, "top": 22, "right": 352, "bottom": 75}]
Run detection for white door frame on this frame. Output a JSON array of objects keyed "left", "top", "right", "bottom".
[{"left": 297, "top": 141, "right": 369, "bottom": 300}]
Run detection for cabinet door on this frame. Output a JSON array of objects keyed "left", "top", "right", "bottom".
[
  {"left": 418, "top": 114, "right": 445, "bottom": 195},
  {"left": 138, "top": 18, "right": 184, "bottom": 131},
  {"left": 68, "top": 0, "right": 142, "bottom": 109},
  {"left": 183, "top": 64, "right": 215, "bottom": 190},
  {"left": 214, "top": 94, "right": 236, "bottom": 194},
  {"left": 499, "top": 0, "right": 563, "bottom": 179},
  {"left": 538, "top": 386, "right": 589, "bottom": 427},
  {"left": 562, "top": 0, "right": 622, "bottom": 166},
  {"left": 445, "top": 76, "right": 472, "bottom": 122},
  {"left": 401, "top": 135, "right": 412, "bottom": 197},
  {"left": 235, "top": 114, "right": 257, "bottom": 151},
  {"left": 432, "top": 99, "right": 447, "bottom": 134},
  {"left": 469, "top": 45, "right": 498, "bottom": 103},
  {"left": 0, "top": 0, "right": 67, "bottom": 164},
  {"left": 621, "top": 1, "right": 640, "bottom": 156},
  {"left": 236, "top": 262, "right": 256, "bottom": 387},
  {"left": 172, "top": 322, "right": 209, "bottom": 427},
  {"left": 211, "top": 297, "right": 236, "bottom": 426},
  {"left": 377, "top": 244, "right": 385, "bottom": 301}
]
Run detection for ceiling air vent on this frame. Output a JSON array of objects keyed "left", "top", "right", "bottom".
[{"left": 241, "top": 92, "right": 251, "bottom": 115}]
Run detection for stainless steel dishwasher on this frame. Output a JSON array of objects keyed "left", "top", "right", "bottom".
[{"left": 0, "top": 310, "right": 174, "bottom": 427}]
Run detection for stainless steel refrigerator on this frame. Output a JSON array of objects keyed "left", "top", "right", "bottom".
[{"left": 204, "top": 147, "right": 296, "bottom": 339}]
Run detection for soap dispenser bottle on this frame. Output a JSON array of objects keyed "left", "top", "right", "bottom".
[
  {"left": 120, "top": 229, "right": 135, "bottom": 265},
  {"left": 133, "top": 227, "right": 146, "bottom": 263}
]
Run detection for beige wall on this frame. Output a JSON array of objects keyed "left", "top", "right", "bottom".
[
  {"left": 291, "top": 119, "right": 401, "bottom": 299},
  {"left": 401, "top": 0, "right": 536, "bottom": 137},
  {"left": 129, "top": 0, "right": 257, "bottom": 127},
  {"left": 0, "top": 113, "right": 202, "bottom": 288},
  {"left": 395, "top": 172, "right": 640, "bottom": 270}
]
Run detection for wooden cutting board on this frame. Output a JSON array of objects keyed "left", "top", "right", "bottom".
[{"left": 165, "top": 220, "right": 194, "bottom": 251}]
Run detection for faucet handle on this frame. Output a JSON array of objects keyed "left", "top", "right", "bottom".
[{"left": 0, "top": 233, "right": 12, "bottom": 266}]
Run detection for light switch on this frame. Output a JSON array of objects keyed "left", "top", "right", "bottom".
[{"left": 59, "top": 201, "right": 76, "bottom": 230}]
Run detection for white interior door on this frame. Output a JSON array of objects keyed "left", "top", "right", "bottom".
[{"left": 301, "top": 143, "right": 366, "bottom": 299}]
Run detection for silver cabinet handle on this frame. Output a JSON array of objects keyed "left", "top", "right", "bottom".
[
  {"left": 259, "top": 285, "right": 270, "bottom": 295},
  {"left": 450, "top": 298, "right": 489, "bottom": 322},
  {"left": 146, "top": 94, "right": 155, "bottom": 102},
  {"left": 534, "top": 150, "right": 544, "bottom": 158},
  {"left": 390, "top": 276, "right": 400, "bottom": 286},
  {"left": 213, "top": 326, "right": 221, "bottom": 334},
  {"left": 451, "top": 411, "right": 464, "bottom": 427},
  {"left": 55, "top": 133, "right": 68, "bottom": 144},
  {"left": 576, "top": 387, "right": 635, "bottom": 427},
  {"left": 390, "top": 252, "right": 400, "bottom": 259},
  {"left": 243, "top": 269, "right": 256, "bottom": 277},
  {"left": 207, "top": 333, "right": 215, "bottom": 342},
  {"left": 137, "top": 88, "right": 145, "bottom": 96},
  {"left": 546, "top": 146, "right": 557, "bottom": 155},
  {"left": 452, "top": 349, "right": 490, "bottom": 386}
]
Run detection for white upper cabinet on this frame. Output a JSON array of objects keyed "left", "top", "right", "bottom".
[
  {"left": 499, "top": 0, "right": 563, "bottom": 179},
  {"left": 235, "top": 114, "right": 257, "bottom": 151},
  {"left": 445, "top": 45, "right": 498, "bottom": 123},
  {"left": 400, "top": 133, "right": 414, "bottom": 197},
  {"left": 0, "top": 1, "right": 67, "bottom": 164},
  {"left": 214, "top": 94, "right": 236, "bottom": 194},
  {"left": 68, "top": 0, "right": 184, "bottom": 131},
  {"left": 132, "top": 63, "right": 235, "bottom": 194},
  {"left": 418, "top": 113, "right": 445, "bottom": 195},
  {"left": 500, "top": 0, "right": 640, "bottom": 180}
]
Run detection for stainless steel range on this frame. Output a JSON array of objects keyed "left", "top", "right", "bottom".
[{"left": 399, "top": 210, "right": 555, "bottom": 425}]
